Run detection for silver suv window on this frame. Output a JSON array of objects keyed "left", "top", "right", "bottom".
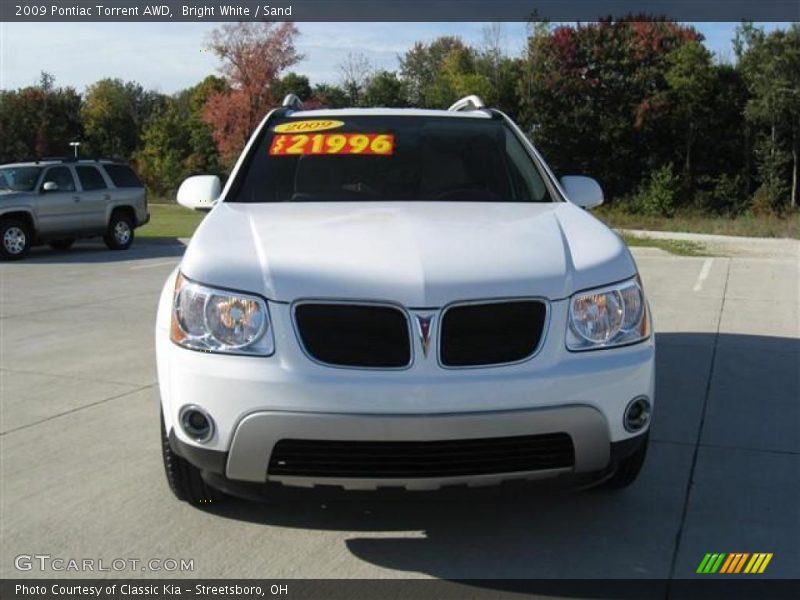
[
  {"left": 43, "top": 167, "right": 76, "bottom": 192},
  {"left": 76, "top": 166, "right": 108, "bottom": 191}
]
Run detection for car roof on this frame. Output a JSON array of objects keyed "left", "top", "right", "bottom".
[
  {"left": 0, "top": 159, "right": 121, "bottom": 168},
  {"left": 286, "top": 107, "right": 493, "bottom": 120}
]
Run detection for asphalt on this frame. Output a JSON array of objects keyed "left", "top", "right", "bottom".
[{"left": 1, "top": 236, "right": 798, "bottom": 583}]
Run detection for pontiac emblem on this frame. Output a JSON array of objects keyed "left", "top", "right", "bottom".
[{"left": 416, "top": 314, "right": 434, "bottom": 357}]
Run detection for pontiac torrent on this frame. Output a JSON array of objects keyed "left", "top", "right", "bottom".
[{"left": 156, "top": 95, "right": 655, "bottom": 503}]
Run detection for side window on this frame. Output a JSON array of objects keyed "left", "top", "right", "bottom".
[
  {"left": 103, "top": 164, "right": 143, "bottom": 188},
  {"left": 76, "top": 166, "right": 108, "bottom": 191},
  {"left": 43, "top": 167, "right": 76, "bottom": 192}
]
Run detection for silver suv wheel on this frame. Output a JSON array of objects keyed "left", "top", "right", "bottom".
[
  {"left": 3, "top": 226, "right": 26, "bottom": 255},
  {"left": 114, "top": 220, "right": 132, "bottom": 245},
  {"left": 0, "top": 219, "right": 32, "bottom": 260},
  {"left": 104, "top": 212, "right": 135, "bottom": 251}
]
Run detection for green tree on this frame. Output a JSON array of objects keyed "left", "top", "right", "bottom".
[
  {"left": 134, "top": 76, "right": 224, "bottom": 197},
  {"left": 0, "top": 72, "right": 82, "bottom": 162},
  {"left": 663, "top": 41, "right": 715, "bottom": 188},
  {"left": 399, "top": 36, "right": 468, "bottom": 106},
  {"left": 736, "top": 23, "right": 800, "bottom": 209},
  {"left": 362, "top": 71, "right": 408, "bottom": 107},
  {"left": 517, "top": 20, "right": 705, "bottom": 201},
  {"left": 310, "top": 84, "right": 349, "bottom": 108},
  {"left": 81, "top": 78, "right": 164, "bottom": 157},
  {"left": 274, "top": 72, "right": 312, "bottom": 102}
]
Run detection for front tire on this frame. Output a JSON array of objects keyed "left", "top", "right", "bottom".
[
  {"left": 604, "top": 433, "right": 649, "bottom": 489},
  {"left": 161, "top": 410, "right": 222, "bottom": 505},
  {"left": 1, "top": 219, "right": 32, "bottom": 260},
  {"left": 104, "top": 212, "right": 134, "bottom": 250}
]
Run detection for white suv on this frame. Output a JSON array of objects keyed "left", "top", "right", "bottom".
[{"left": 156, "top": 95, "right": 655, "bottom": 504}]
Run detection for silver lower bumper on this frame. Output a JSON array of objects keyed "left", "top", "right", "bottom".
[{"left": 225, "top": 405, "right": 611, "bottom": 491}]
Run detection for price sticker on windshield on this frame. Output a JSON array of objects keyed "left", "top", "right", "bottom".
[{"left": 269, "top": 133, "right": 395, "bottom": 156}]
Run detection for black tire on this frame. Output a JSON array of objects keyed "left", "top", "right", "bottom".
[
  {"left": 1, "top": 218, "right": 32, "bottom": 260},
  {"left": 161, "top": 410, "right": 222, "bottom": 505},
  {"left": 48, "top": 238, "right": 76, "bottom": 251},
  {"left": 104, "top": 211, "right": 134, "bottom": 250},
  {"left": 604, "top": 433, "right": 649, "bottom": 489}
]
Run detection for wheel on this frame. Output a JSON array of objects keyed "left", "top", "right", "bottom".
[
  {"left": 604, "top": 433, "right": 649, "bottom": 489},
  {"left": 48, "top": 238, "right": 75, "bottom": 251},
  {"left": 161, "top": 409, "right": 222, "bottom": 505},
  {"left": 1, "top": 219, "right": 32, "bottom": 260},
  {"left": 104, "top": 212, "right": 134, "bottom": 250}
]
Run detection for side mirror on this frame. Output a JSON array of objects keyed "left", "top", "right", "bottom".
[
  {"left": 42, "top": 181, "right": 59, "bottom": 192},
  {"left": 177, "top": 175, "right": 221, "bottom": 211},
  {"left": 560, "top": 176, "right": 604, "bottom": 209}
]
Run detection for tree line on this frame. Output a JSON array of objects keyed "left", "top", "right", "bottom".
[{"left": 0, "top": 20, "right": 797, "bottom": 216}]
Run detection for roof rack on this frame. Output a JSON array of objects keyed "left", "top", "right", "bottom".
[
  {"left": 281, "top": 94, "right": 304, "bottom": 111},
  {"left": 16, "top": 157, "right": 124, "bottom": 164},
  {"left": 448, "top": 95, "right": 486, "bottom": 112}
]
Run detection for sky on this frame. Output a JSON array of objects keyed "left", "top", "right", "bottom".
[{"left": 0, "top": 22, "right": 788, "bottom": 93}]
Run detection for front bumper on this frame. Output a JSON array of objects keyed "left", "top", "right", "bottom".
[{"left": 168, "top": 417, "right": 649, "bottom": 493}]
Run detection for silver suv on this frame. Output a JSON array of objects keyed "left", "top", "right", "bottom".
[{"left": 0, "top": 158, "right": 150, "bottom": 260}]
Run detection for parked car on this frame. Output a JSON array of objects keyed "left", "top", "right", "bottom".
[
  {"left": 0, "top": 158, "right": 149, "bottom": 260},
  {"left": 157, "top": 95, "right": 655, "bottom": 504}
]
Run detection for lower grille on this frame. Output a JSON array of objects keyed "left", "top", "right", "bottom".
[
  {"left": 268, "top": 433, "right": 575, "bottom": 478},
  {"left": 294, "top": 303, "right": 411, "bottom": 368},
  {"left": 440, "top": 300, "right": 547, "bottom": 367}
]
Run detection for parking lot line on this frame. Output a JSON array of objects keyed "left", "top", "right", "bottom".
[{"left": 692, "top": 258, "right": 714, "bottom": 292}]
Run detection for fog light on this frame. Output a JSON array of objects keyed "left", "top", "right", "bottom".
[
  {"left": 179, "top": 405, "right": 214, "bottom": 443},
  {"left": 624, "top": 396, "right": 651, "bottom": 432}
]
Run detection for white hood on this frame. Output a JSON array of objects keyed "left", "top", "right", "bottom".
[{"left": 180, "top": 201, "right": 636, "bottom": 306}]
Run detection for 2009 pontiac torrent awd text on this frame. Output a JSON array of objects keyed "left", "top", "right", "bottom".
[{"left": 156, "top": 95, "right": 655, "bottom": 504}]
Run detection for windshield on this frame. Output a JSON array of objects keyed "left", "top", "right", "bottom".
[
  {"left": 0, "top": 167, "right": 43, "bottom": 192},
  {"left": 229, "top": 115, "right": 553, "bottom": 203}
]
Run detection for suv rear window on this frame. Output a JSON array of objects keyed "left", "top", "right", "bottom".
[
  {"left": 230, "top": 115, "right": 552, "bottom": 203},
  {"left": 76, "top": 166, "right": 108, "bottom": 191},
  {"left": 103, "top": 164, "right": 143, "bottom": 188}
]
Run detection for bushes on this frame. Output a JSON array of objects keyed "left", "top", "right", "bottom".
[
  {"left": 630, "top": 164, "right": 680, "bottom": 217},
  {"left": 696, "top": 173, "right": 749, "bottom": 216}
]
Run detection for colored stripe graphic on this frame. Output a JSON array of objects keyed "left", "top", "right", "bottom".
[
  {"left": 700, "top": 552, "right": 774, "bottom": 574},
  {"left": 719, "top": 554, "right": 736, "bottom": 573},
  {"left": 698, "top": 553, "right": 727, "bottom": 573},
  {"left": 734, "top": 553, "right": 750, "bottom": 573},
  {"left": 696, "top": 554, "right": 713, "bottom": 573},
  {"left": 697, "top": 552, "right": 773, "bottom": 574},
  {"left": 744, "top": 553, "right": 774, "bottom": 574},
  {"left": 758, "top": 554, "right": 773, "bottom": 573}
]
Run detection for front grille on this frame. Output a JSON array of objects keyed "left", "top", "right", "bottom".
[
  {"left": 440, "top": 300, "right": 547, "bottom": 367},
  {"left": 268, "top": 433, "right": 574, "bottom": 478},
  {"left": 294, "top": 303, "right": 411, "bottom": 368}
]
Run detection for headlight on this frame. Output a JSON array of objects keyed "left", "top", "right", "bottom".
[
  {"left": 170, "top": 273, "right": 274, "bottom": 355},
  {"left": 567, "top": 277, "right": 650, "bottom": 351}
]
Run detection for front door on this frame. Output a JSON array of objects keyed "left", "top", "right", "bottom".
[{"left": 33, "top": 166, "right": 82, "bottom": 236}]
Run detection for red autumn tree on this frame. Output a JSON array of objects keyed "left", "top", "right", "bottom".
[{"left": 203, "top": 22, "right": 302, "bottom": 163}]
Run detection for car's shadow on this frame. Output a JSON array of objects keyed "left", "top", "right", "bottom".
[
  {"left": 203, "top": 332, "right": 797, "bottom": 588},
  {"left": 21, "top": 238, "right": 186, "bottom": 264}
]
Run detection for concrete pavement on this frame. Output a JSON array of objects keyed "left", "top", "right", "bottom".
[{"left": 1, "top": 237, "right": 797, "bottom": 583}]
